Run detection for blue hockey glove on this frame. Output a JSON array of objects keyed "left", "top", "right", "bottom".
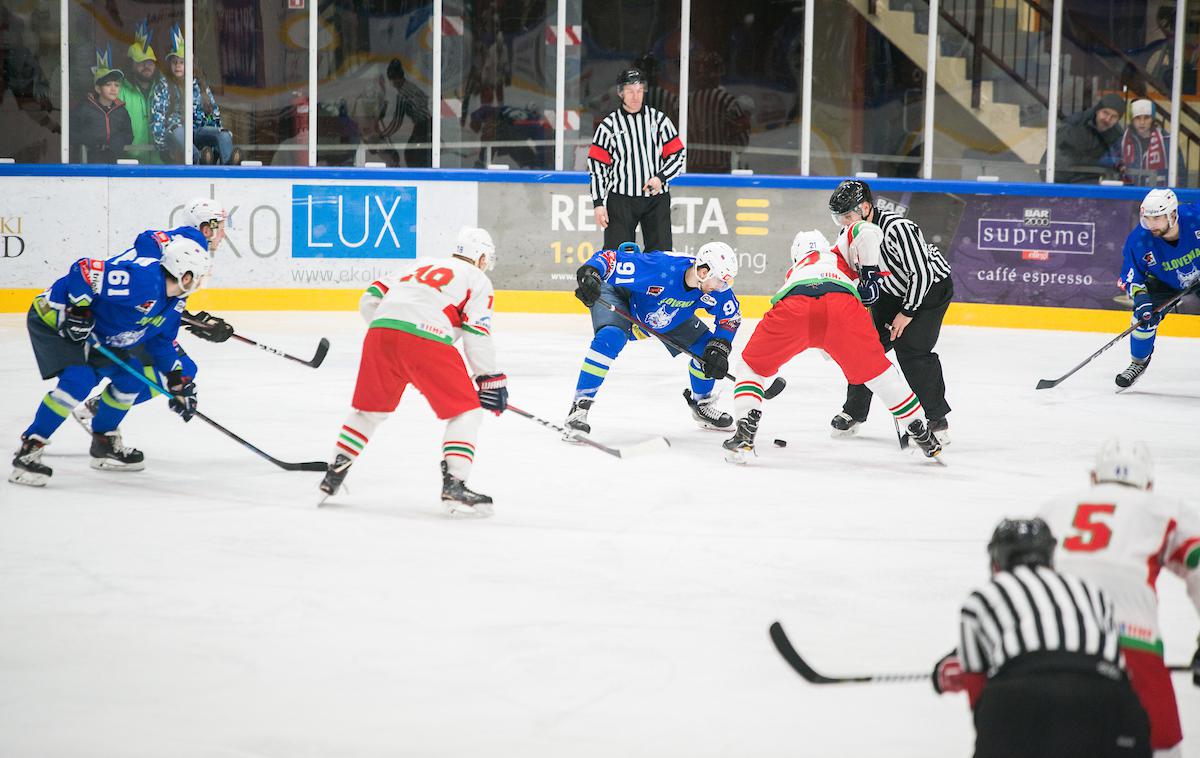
[
  {"left": 1133, "top": 291, "right": 1160, "bottom": 326},
  {"left": 165, "top": 369, "right": 198, "bottom": 422},
  {"left": 476, "top": 373, "right": 508, "bottom": 415},
  {"left": 701, "top": 338, "right": 732, "bottom": 380},
  {"left": 575, "top": 265, "right": 603, "bottom": 308},
  {"left": 857, "top": 266, "right": 882, "bottom": 306},
  {"left": 58, "top": 306, "right": 94, "bottom": 343}
]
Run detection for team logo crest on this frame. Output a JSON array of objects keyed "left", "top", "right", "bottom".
[
  {"left": 646, "top": 285, "right": 664, "bottom": 296},
  {"left": 644, "top": 304, "right": 677, "bottom": 331},
  {"left": 1143, "top": 251, "right": 1156, "bottom": 266}
]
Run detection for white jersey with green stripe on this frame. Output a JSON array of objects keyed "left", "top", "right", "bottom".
[
  {"left": 359, "top": 255, "right": 498, "bottom": 374},
  {"left": 1036, "top": 482, "right": 1200, "bottom": 654},
  {"left": 771, "top": 221, "right": 884, "bottom": 304}
]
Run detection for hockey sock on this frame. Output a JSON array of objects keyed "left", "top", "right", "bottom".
[
  {"left": 442, "top": 408, "right": 482, "bottom": 480},
  {"left": 91, "top": 383, "right": 141, "bottom": 434},
  {"left": 688, "top": 358, "right": 716, "bottom": 398},
  {"left": 574, "top": 325, "right": 626, "bottom": 400},
  {"left": 865, "top": 365, "right": 924, "bottom": 425},
  {"left": 731, "top": 368, "right": 770, "bottom": 419},
  {"left": 333, "top": 409, "right": 387, "bottom": 463},
  {"left": 23, "top": 365, "right": 98, "bottom": 440},
  {"left": 1130, "top": 318, "right": 1156, "bottom": 362}
]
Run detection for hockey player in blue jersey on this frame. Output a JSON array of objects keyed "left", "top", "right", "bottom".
[
  {"left": 1116, "top": 188, "right": 1200, "bottom": 387},
  {"left": 9, "top": 236, "right": 212, "bottom": 487},
  {"left": 565, "top": 241, "right": 741, "bottom": 434}
]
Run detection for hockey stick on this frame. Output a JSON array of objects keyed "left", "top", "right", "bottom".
[
  {"left": 507, "top": 403, "right": 671, "bottom": 459},
  {"left": 597, "top": 299, "right": 787, "bottom": 399},
  {"left": 771, "top": 621, "right": 1190, "bottom": 684},
  {"left": 89, "top": 339, "right": 328, "bottom": 472},
  {"left": 1036, "top": 282, "right": 1199, "bottom": 390},
  {"left": 182, "top": 315, "right": 330, "bottom": 368}
]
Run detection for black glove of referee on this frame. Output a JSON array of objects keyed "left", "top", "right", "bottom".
[{"left": 574, "top": 264, "right": 603, "bottom": 308}]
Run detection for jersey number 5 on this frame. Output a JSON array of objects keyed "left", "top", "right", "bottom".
[
  {"left": 399, "top": 265, "right": 454, "bottom": 291},
  {"left": 1062, "top": 503, "right": 1117, "bottom": 552}
]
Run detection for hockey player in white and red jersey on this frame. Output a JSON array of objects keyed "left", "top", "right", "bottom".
[
  {"left": 1036, "top": 439, "right": 1200, "bottom": 758},
  {"left": 722, "top": 226, "right": 942, "bottom": 462},
  {"left": 318, "top": 227, "right": 506, "bottom": 517}
]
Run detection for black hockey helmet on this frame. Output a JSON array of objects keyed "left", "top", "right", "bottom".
[
  {"left": 617, "top": 68, "right": 647, "bottom": 88},
  {"left": 987, "top": 518, "right": 1057, "bottom": 572},
  {"left": 828, "top": 179, "right": 873, "bottom": 216}
]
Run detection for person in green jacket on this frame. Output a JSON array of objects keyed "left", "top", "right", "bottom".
[{"left": 119, "top": 20, "right": 162, "bottom": 164}]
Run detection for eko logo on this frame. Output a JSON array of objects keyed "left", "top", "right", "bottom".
[{"left": 292, "top": 185, "right": 416, "bottom": 259}]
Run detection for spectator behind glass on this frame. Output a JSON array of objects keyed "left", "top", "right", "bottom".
[
  {"left": 370, "top": 58, "right": 432, "bottom": 168},
  {"left": 70, "top": 46, "right": 133, "bottom": 164},
  {"left": 1115, "top": 98, "right": 1184, "bottom": 187},
  {"left": 686, "top": 51, "right": 750, "bottom": 174},
  {"left": 119, "top": 19, "right": 162, "bottom": 164},
  {"left": 1047, "top": 93, "right": 1124, "bottom": 183},
  {"left": 150, "top": 24, "right": 239, "bottom": 165}
]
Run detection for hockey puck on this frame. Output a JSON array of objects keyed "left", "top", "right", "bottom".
[{"left": 773, "top": 439, "right": 787, "bottom": 447}]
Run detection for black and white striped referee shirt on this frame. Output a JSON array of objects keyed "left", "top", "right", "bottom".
[
  {"left": 958, "top": 564, "right": 1122, "bottom": 677},
  {"left": 873, "top": 207, "right": 952, "bottom": 314},
  {"left": 588, "top": 106, "right": 686, "bottom": 207}
]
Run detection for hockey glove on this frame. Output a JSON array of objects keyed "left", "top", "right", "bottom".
[
  {"left": 857, "top": 266, "right": 882, "bottom": 306},
  {"left": 165, "top": 369, "right": 198, "bottom": 422},
  {"left": 574, "top": 264, "right": 603, "bottom": 308},
  {"left": 476, "top": 373, "right": 508, "bottom": 415},
  {"left": 1133, "top": 291, "right": 1160, "bottom": 327},
  {"left": 58, "top": 306, "right": 94, "bottom": 343},
  {"left": 184, "top": 310, "right": 234, "bottom": 343},
  {"left": 931, "top": 651, "right": 965, "bottom": 695},
  {"left": 701, "top": 338, "right": 732, "bottom": 380},
  {"left": 1191, "top": 635, "right": 1200, "bottom": 687}
]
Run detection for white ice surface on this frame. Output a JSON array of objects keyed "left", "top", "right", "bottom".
[{"left": 1, "top": 312, "right": 1198, "bottom": 758}]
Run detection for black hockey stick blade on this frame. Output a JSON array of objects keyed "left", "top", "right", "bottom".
[
  {"left": 308, "top": 337, "right": 331, "bottom": 368},
  {"left": 193, "top": 411, "right": 328, "bottom": 472},
  {"left": 769, "top": 622, "right": 930, "bottom": 685},
  {"left": 763, "top": 376, "right": 787, "bottom": 399}
]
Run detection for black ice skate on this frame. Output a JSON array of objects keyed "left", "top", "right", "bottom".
[
  {"left": 830, "top": 411, "right": 867, "bottom": 437},
  {"left": 905, "top": 419, "right": 943, "bottom": 459},
  {"left": 9, "top": 435, "right": 52, "bottom": 487},
  {"left": 722, "top": 409, "right": 762, "bottom": 465},
  {"left": 563, "top": 397, "right": 593, "bottom": 439},
  {"left": 440, "top": 461, "right": 493, "bottom": 517},
  {"left": 89, "top": 430, "right": 145, "bottom": 471},
  {"left": 1115, "top": 358, "right": 1151, "bottom": 389},
  {"left": 71, "top": 395, "right": 100, "bottom": 434},
  {"left": 928, "top": 416, "right": 950, "bottom": 446},
  {"left": 318, "top": 454, "right": 353, "bottom": 502},
  {"left": 684, "top": 389, "right": 733, "bottom": 430}
]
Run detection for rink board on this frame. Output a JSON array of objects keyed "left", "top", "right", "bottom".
[{"left": 1, "top": 166, "right": 1198, "bottom": 334}]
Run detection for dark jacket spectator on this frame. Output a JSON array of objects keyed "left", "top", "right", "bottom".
[
  {"left": 1049, "top": 93, "right": 1124, "bottom": 183},
  {"left": 71, "top": 50, "right": 133, "bottom": 164}
]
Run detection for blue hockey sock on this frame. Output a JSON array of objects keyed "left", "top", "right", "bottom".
[
  {"left": 1130, "top": 321, "right": 1156, "bottom": 362},
  {"left": 23, "top": 365, "right": 98, "bottom": 440},
  {"left": 91, "top": 383, "right": 141, "bottom": 434},
  {"left": 688, "top": 358, "right": 716, "bottom": 398},
  {"left": 575, "top": 325, "right": 626, "bottom": 400}
]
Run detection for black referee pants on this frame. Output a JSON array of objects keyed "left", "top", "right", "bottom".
[
  {"left": 973, "top": 670, "right": 1149, "bottom": 758},
  {"left": 843, "top": 277, "right": 953, "bottom": 422},
  {"left": 603, "top": 192, "right": 673, "bottom": 252}
]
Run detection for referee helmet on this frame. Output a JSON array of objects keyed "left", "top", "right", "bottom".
[{"left": 987, "top": 518, "right": 1057, "bottom": 572}]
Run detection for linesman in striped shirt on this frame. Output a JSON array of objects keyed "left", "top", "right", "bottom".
[
  {"left": 827, "top": 180, "right": 954, "bottom": 440},
  {"left": 934, "top": 518, "right": 1151, "bottom": 758},
  {"left": 588, "top": 68, "right": 686, "bottom": 252}
]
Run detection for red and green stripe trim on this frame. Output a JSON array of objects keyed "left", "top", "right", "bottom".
[
  {"left": 889, "top": 393, "right": 921, "bottom": 421},
  {"left": 443, "top": 440, "right": 476, "bottom": 462},
  {"left": 366, "top": 280, "right": 389, "bottom": 299},
  {"left": 734, "top": 381, "right": 765, "bottom": 401},
  {"left": 337, "top": 425, "right": 368, "bottom": 457}
]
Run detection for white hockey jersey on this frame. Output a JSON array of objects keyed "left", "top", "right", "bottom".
[
  {"left": 1036, "top": 483, "right": 1200, "bottom": 654},
  {"left": 360, "top": 255, "right": 498, "bottom": 375},
  {"left": 772, "top": 221, "right": 886, "bottom": 304}
]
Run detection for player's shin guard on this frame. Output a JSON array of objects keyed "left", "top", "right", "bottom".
[
  {"left": 865, "top": 365, "right": 925, "bottom": 426},
  {"left": 574, "top": 325, "right": 626, "bottom": 400},
  {"left": 90, "top": 384, "right": 140, "bottom": 434},
  {"left": 333, "top": 409, "right": 387, "bottom": 463},
  {"left": 1130, "top": 319, "right": 1157, "bottom": 362},
  {"left": 442, "top": 408, "right": 482, "bottom": 481},
  {"left": 688, "top": 358, "right": 716, "bottom": 399},
  {"left": 732, "top": 369, "right": 769, "bottom": 419},
  {"left": 23, "top": 365, "right": 98, "bottom": 440}
]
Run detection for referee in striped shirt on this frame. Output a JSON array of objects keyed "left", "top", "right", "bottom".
[
  {"left": 828, "top": 180, "right": 954, "bottom": 438},
  {"left": 934, "top": 518, "right": 1150, "bottom": 758},
  {"left": 588, "top": 68, "right": 686, "bottom": 252}
]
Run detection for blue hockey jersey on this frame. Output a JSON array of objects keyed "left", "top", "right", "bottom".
[
  {"left": 129, "top": 225, "right": 208, "bottom": 260},
  {"left": 583, "top": 248, "right": 742, "bottom": 339},
  {"left": 1121, "top": 203, "right": 1200, "bottom": 293},
  {"left": 38, "top": 250, "right": 187, "bottom": 375}
]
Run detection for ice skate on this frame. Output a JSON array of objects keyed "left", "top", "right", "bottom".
[
  {"left": 89, "top": 430, "right": 145, "bottom": 471},
  {"left": 318, "top": 454, "right": 353, "bottom": 503},
  {"left": 71, "top": 395, "right": 100, "bottom": 434},
  {"left": 441, "top": 461, "right": 493, "bottom": 517},
  {"left": 830, "top": 411, "right": 866, "bottom": 437},
  {"left": 9, "top": 435, "right": 52, "bottom": 487},
  {"left": 1115, "top": 358, "right": 1150, "bottom": 389},
  {"left": 684, "top": 389, "right": 733, "bottom": 430},
  {"left": 905, "top": 419, "right": 943, "bottom": 460},
  {"left": 722, "top": 409, "right": 761, "bottom": 465},
  {"left": 563, "top": 397, "right": 593, "bottom": 440},
  {"left": 928, "top": 416, "right": 950, "bottom": 446}
]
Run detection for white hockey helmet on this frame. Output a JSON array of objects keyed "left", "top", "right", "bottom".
[
  {"left": 1139, "top": 188, "right": 1178, "bottom": 230},
  {"left": 790, "top": 229, "right": 831, "bottom": 265},
  {"left": 182, "top": 197, "right": 226, "bottom": 229},
  {"left": 694, "top": 241, "right": 738, "bottom": 290},
  {"left": 1092, "top": 437, "right": 1153, "bottom": 489},
  {"left": 160, "top": 236, "right": 212, "bottom": 296},
  {"left": 455, "top": 226, "right": 496, "bottom": 271}
]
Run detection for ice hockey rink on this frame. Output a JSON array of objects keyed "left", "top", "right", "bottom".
[{"left": 1, "top": 311, "right": 1198, "bottom": 757}]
